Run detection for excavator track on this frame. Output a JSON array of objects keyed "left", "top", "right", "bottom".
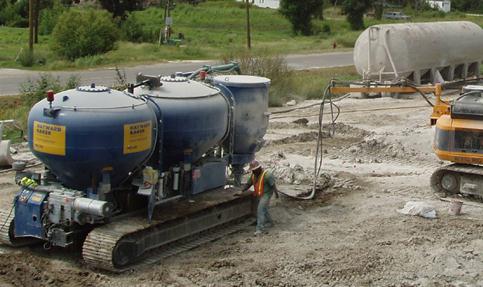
[
  {"left": 431, "top": 164, "right": 483, "bottom": 201},
  {"left": 83, "top": 189, "right": 254, "bottom": 272},
  {"left": 0, "top": 209, "right": 40, "bottom": 247}
]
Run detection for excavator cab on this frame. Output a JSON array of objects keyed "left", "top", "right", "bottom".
[{"left": 433, "top": 87, "right": 483, "bottom": 165}]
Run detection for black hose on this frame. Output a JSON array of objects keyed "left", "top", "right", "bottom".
[
  {"left": 278, "top": 84, "right": 340, "bottom": 200},
  {"left": 406, "top": 82, "right": 435, "bottom": 107}
]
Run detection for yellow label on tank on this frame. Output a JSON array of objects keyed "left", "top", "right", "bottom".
[
  {"left": 33, "top": 121, "right": 66, "bottom": 156},
  {"left": 123, "top": 121, "right": 152, "bottom": 154}
]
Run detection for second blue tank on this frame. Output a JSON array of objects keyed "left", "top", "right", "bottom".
[{"left": 133, "top": 76, "right": 229, "bottom": 169}]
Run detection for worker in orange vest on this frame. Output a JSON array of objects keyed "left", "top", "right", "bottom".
[{"left": 238, "top": 160, "right": 279, "bottom": 236}]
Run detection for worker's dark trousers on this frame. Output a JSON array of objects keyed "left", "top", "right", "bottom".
[{"left": 256, "top": 193, "right": 273, "bottom": 232}]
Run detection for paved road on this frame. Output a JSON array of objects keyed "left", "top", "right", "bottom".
[{"left": 0, "top": 51, "right": 353, "bottom": 96}]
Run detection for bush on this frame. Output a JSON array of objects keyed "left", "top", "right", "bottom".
[
  {"left": 335, "top": 34, "right": 357, "bottom": 47},
  {"left": 17, "top": 49, "right": 34, "bottom": 67},
  {"left": 20, "top": 74, "right": 80, "bottom": 107},
  {"left": 121, "top": 12, "right": 163, "bottom": 43},
  {"left": 121, "top": 13, "right": 144, "bottom": 42},
  {"left": 0, "top": 1, "right": 28, "bottom": 27},
  {"left": 224, "top": 51, "right": 295, "bottom": 107},
  {"left": 39, "top": 0, "right": 67, "bottom": 35},
  {"left": 322, "top": 23, "right": 331, "bottom": 34},
  {"left": 52, "top": 9, "right": 120, "bottom": 60},
  {"left": 16, "top": 48, "right": 47, "bottom": 67}
]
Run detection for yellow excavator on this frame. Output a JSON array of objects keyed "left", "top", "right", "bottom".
[
  {"left": 430, "top": 85, "right": 483, "bottom": 199},
  {"left": 328, "top": 81, "right": 483, "bottom": 199}
]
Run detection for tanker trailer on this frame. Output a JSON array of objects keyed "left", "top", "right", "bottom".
[
  {"left": 354, "top": 21, "right": 483, "bottom": 84},
  {"left": 0, "top": 74, "right": 270, "bottom": 271}
]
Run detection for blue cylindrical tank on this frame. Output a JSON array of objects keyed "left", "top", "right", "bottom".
[
  {"left": 28, "top": 86, "right": 157, "bottom": 190},
  {"left": 213, "top": 75, "right": 270, "bottom": 165},
  {"left": 133, "top": 76, "right": 229, "bottom": 169}
]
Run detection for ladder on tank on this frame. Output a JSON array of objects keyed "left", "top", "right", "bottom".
[{"left": 365, "top": 26, "right": 400, "bottom": 82}]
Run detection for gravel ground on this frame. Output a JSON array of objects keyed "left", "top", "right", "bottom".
[{"left": 1, "top": 94, "right": 482, "bottom": 287}]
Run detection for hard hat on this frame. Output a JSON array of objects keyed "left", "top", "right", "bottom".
[{"left": 249, "top": 160, "right": 262, "bottom": 171}]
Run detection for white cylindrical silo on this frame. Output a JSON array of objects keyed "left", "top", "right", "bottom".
[{"left": 354, "top": 21, "right": 483, "bottom": 83}]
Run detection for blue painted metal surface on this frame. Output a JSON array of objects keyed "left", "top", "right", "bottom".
[
  {"left": 27, "top": 76, "right": 268, "bottom": 194},
  {"left": 213, "top": 75, "right": 271, "bottom": 165},
  {"left": 14, "top": 189, "right": 48, "bottom": 239},
  {"left": 191, "top": 159, "right": 227, "bottom": 194},
  {"left": 28, "top": 87, "right": 157, "bottom": 190},
  {"left": 134, "top": 78, "right": 229, "bottom": 169}
]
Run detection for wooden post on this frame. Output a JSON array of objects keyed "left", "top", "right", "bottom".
[
  {"left": 245, "top": 0, "right": 251, "bottom": 49},
  {"left": 34, "top": 0, "right": 40, "bottom": 44},
  {"left": 28, "top": 0, "right": 34, "bottom": 53}
]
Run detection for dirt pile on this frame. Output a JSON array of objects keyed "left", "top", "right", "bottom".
[
  {"left": 263, "top": 151, "right": 331, "bottom": 186},
  {"left": 344, "top": 137, "right": 430, "bottom": 164},
  {"left": 266, "top": 131, "right": 322, "bottom": 146}
]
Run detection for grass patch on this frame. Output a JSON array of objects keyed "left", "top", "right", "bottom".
[
  {"left": 0, "top": 1, "right": 481, "bottom": 70},
  {"left": 0, "top": 95, "right": 29, "bottom": 142},
  {"left": 291, "top": 66, "right": 359, "bottom": 101}
]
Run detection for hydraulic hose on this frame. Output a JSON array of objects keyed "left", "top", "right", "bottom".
[{"left": 277, "top": 84, "right": 340, "bottom": 200}]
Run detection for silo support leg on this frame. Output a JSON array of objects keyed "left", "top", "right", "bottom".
[
  {"left": 448, "top": 65, "right": 455, "bottom": 82},
  {"left": 462, "top": 63, "right": 468, "bottom": 80},
  {"left": 413, "top": 70, "right": 421, "bottom": 85}
]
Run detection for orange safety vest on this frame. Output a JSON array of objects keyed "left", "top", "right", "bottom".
[{"left": 251, "top": 170, "right": 268, "bottom": 197}]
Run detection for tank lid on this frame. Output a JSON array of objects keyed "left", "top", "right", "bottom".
[
  {"left": 213, "top": 75, "right": 271, "bottom": 88},
  {"left": 77, "top": 84, "right": 110, "bottom": 93},
  {"left": 160, "top": 75, "right": 188, "bottom": 82}
]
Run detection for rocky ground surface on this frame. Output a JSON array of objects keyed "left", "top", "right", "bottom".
[{"left": 1, "top": 94, "right": 483, "bottom": 287}]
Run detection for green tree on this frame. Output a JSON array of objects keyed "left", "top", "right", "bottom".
[
  {"left": 0, "top": 0, "right": 29, "bottom": 27},
  {"left": 39, "top": 0, "right": 67, "bottom": 35},
  {"left": 98, "top": 0, "right": 144, "bottom": 18},
  {"left": 279, "top": 0, "right": 324, "bottom": 36},
  {"left": 342, "top": 0, "right": 371, "bottom": 30},
  {"left": 452, "top": 0, "right": 483, "bottom": 12},
  {"left": 52, "top": 9, "right": 120, "bottom": 60}
]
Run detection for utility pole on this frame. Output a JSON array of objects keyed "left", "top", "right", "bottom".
[
  {"left": 245, "top": 0, "right": 251, "bottom": 49},
  {"left": 28, "top": 0, "right": 34, "bottom": 53},
  {"left": 161, "top": 0, "right": 173, "bottom": 45},
  {"left": 34, "top": 0, "right": 40, "bottom": 44}
]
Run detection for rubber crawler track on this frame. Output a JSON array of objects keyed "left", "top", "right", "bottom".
[{"left": 431, "top": 163, "right": 483, "bottom": 201}]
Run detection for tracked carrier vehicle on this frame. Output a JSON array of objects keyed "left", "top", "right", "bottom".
[{"left": 0, "top": 73, "right": 270, "bottom": 271}]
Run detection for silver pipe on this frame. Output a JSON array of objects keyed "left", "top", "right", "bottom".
[
  {"left": 172, "top": 167, "right": 180, "bottom": 191},
  {"left": 74, "top": 198, "right": 113, "bottom": 217}
]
